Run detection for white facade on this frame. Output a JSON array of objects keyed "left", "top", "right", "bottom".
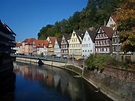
[
  {"left": 54, "top": 39, "right": 61, "bottom": 57},
  {"left": 82, "top": 30, "right": 95, "bottom": 58},
  {"left": 36, "top": 46, "right": 48, "bottom": 56},
  {"left": 106, "top": 16, "right": 117, "bottom": 30},
  {"left": 13, "top": 46, "right": 21, "bottom": 54}
]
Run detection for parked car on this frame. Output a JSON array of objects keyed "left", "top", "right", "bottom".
[
  {"left": 51, "top": 54, "right": 56, "bottom": 58},
  {"left": 63, "top": 57, "right": 67, "bottom": 59},
  {"left": 69, "top": 57, "right": 76, "bottom": 60},
  {"left": 78, "top": 58, "right": 84, "bottom": 61}
]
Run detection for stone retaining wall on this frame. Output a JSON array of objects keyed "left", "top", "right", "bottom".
[
  {"left": 103, "top": 67, "right": 135, "bottom": 82},
  {"left": 88, "top": 68, "right": 135, "bottom": 101}
]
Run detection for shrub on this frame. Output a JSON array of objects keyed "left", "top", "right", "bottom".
[{"left": 85, "top": 54, "right": 119, "bottom": 70}]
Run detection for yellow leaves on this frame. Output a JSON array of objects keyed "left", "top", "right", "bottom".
[
  {"left": 115, "top": 0, "right": 135, "bottom": 25},
  {"left": 129, "top": 0, "right": 135, "bottom": 2},
  {"left": 115, "top": 0, "right": 135, "bottom": 52},
  {"left": 119, "top": 31, "right": 130, "bottom": 38},
  {"left": 119, "top": 29, "right": 135, "bottom": 52}
]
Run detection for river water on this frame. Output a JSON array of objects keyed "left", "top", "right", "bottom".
[{"left": 12, "top": 62, "right": 112, "bottom": 101}]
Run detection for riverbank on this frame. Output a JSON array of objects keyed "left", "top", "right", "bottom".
[{"left": 15, "top": 57, "right": 135, "bottom": 101}]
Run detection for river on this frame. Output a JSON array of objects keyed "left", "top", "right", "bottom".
[{"left": 5, "top": 61, "right": 112, "bottom": 101}]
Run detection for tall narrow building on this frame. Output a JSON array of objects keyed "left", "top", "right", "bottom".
[{"left": 0, "top": 20, "right": 16, "bottom": 74}]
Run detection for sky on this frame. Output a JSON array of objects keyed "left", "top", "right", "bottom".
[{"left": 0, "top": 0, "right": 88, "bottom": 42}]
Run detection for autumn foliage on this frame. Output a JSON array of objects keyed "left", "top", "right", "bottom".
[{"left": 115, "top": 0, "right": 135, "bottom": 52}]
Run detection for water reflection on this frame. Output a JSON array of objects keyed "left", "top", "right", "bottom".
[
  {"left": 0, "top": 62, "right": 16, "bottom": 101},
  {"left": 14, "top": 62, "right": 112, "bottom": 101}
]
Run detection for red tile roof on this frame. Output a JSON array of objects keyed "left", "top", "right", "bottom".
[
  {"left": 34, "top": 40, "right": 49, "bottom": 48},
  {"left": 101, "top": 26, "right": 115, "bottom": 38},
  {"left": 23, "top": 38, "right": 36, "bottom": 44},
  {"left": 27, "top": 38, "right": 36, "bottom": 44},
  {"left": 23, "top": 38, "right": 29, "bottom": 42},
  {"left": 16, "top": 43, "right": 22, "bottom": 47},
  {"left": 111, "top": 15, "right": 117, "bottom": 22}
]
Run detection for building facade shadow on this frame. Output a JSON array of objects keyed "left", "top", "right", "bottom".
[{"left": 0, "top": 61, "right": 16, "bottom": 101}]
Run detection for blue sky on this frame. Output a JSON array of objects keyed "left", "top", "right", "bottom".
[{"left": 0, "top": 0, "right": 87, "bottom": 42}]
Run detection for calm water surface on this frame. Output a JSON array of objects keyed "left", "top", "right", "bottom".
[{"left": 13, "top": 62, "right": 112, "bottom": 101}]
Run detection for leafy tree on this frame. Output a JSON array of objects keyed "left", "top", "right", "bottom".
[
  {"left": 38, "top": 0, "right": 121, "bottom": 39},
  {"left": 115, "top": 0, "right": 135, "bottom": 52},
  {"left": 38, "top": 24, "right": 53, "bottom": 39}
]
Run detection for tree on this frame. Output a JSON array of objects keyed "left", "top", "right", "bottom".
[
  {"left": 115, "top": 0, "right": 135, "bottom": 52},
  {"left": 38, "top": 24, "right": 53, "bottom": 39},
  {"left": 38, "top": 0, "right": 120, "bottom": 40}
]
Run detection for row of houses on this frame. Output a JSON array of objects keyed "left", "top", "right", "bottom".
[{"left": 14, "top": 16, "right": 134, "bottom": 60}]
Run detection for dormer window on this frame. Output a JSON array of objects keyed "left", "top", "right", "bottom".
[{"left": 100, "top": 29, "right": 102, "bottom": 33}]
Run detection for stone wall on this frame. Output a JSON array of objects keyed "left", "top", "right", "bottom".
[
  {"left": 89, "top": 68, "right": 135, "bottom": 101},
  {"left": 103, "top": 68, "right": 135, "bottom": 82}
]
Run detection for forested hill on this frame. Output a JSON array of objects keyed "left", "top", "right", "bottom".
[{"left": 38, "top": 0, "right": 123, "bottom": 40}]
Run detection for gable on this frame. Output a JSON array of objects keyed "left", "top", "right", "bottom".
[
  {"left": 96, "top": 26, "right": 114, "bottom": 39},
  {"left": 106, "top": 16, "right": 117, "bottom": 30},
  {"left": 97, "top": 27, "right": 104, "bottom": 33},
  {"left": 83, "top": 31, "right": 90, "bottom": 42}
]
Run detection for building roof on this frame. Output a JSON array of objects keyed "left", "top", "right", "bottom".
[
  {"left": 27, "top": 38, "right": 36, "bottom": 44},
  {"left": 101, "top": 26, "right": 115, "bottom": 38},
  {"left": 16, "top": 42, "right": 22, "bottom": 47},
  {"left": 0, "top": 20, "right": 16, "bottom": 35},
  {"left": 23, "top": 38, "right": 29, "bottom": 42},
  {"left": 111, "top": 15, "right": 117, "bottom": 22},
  {"left": 63, "top": 33, "right": 70, "bottom": 41},
  {"left": 23, "top": 38, "right": 36, "bottom": 45},
  {"left": 74, "top": 30, "right": 85, "bottom": 43},
  {"left": 57, "top": 38, "right": 62, "bottom": 48},
  {"left": 86, "top": 29, "right": 97, "bottom": 43},
  {"left": 48, "top": 37, "right": 56, "bottom": 47},
  {"left": 34, "top": 40, "right": 49, "bottom": 48}
]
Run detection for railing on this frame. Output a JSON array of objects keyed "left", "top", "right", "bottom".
[
  {"left": 11, "top": 54, "right": 67, "bottom": 63},
  {"left": 11, "top": 54, "right": 85, "bottom": 76}
]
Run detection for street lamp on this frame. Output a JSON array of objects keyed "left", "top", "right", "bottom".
[
  {"left": 82, "top": 55, "right": 85, "bottom": 76},
  {"left": 72, "top": 53, "right": 74, "bottom": 66}
]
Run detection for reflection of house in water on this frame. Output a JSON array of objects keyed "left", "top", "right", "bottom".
[
  {"left": 54, "top": 71, "right": 60, "bottom": 88},
  {"left": 59, "top": 74, "right": 69, "bottom": 93},
  {"left": 46, "top": 73, "right": 54, "bottom": 87},
  {"left": 16, "top": 65, "right": 45, "bottom": 81}
]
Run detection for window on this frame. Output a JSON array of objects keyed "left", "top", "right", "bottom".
[
  {"left": 89, "top": 43, "right": 91, "bottom": 47},
  {"left": 100, "top": 40, "right": 102, "bottom": 45},
  {"left": 107, "top": 48, "right": 110, "bottom": 51},
  {"left": 100, "top": 29, "right": 102, "bottom": 33},
  {"left": 103, "top": 40, "right": 105, "bottom": 45}
]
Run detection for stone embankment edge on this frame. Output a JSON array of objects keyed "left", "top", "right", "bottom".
[{"left": 16, "top": 57, "right": 118, "bottom": 101}]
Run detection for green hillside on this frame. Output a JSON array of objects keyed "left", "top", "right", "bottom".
[{"left": 38, "top": 0, "right": 123, "bottom": 39}]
